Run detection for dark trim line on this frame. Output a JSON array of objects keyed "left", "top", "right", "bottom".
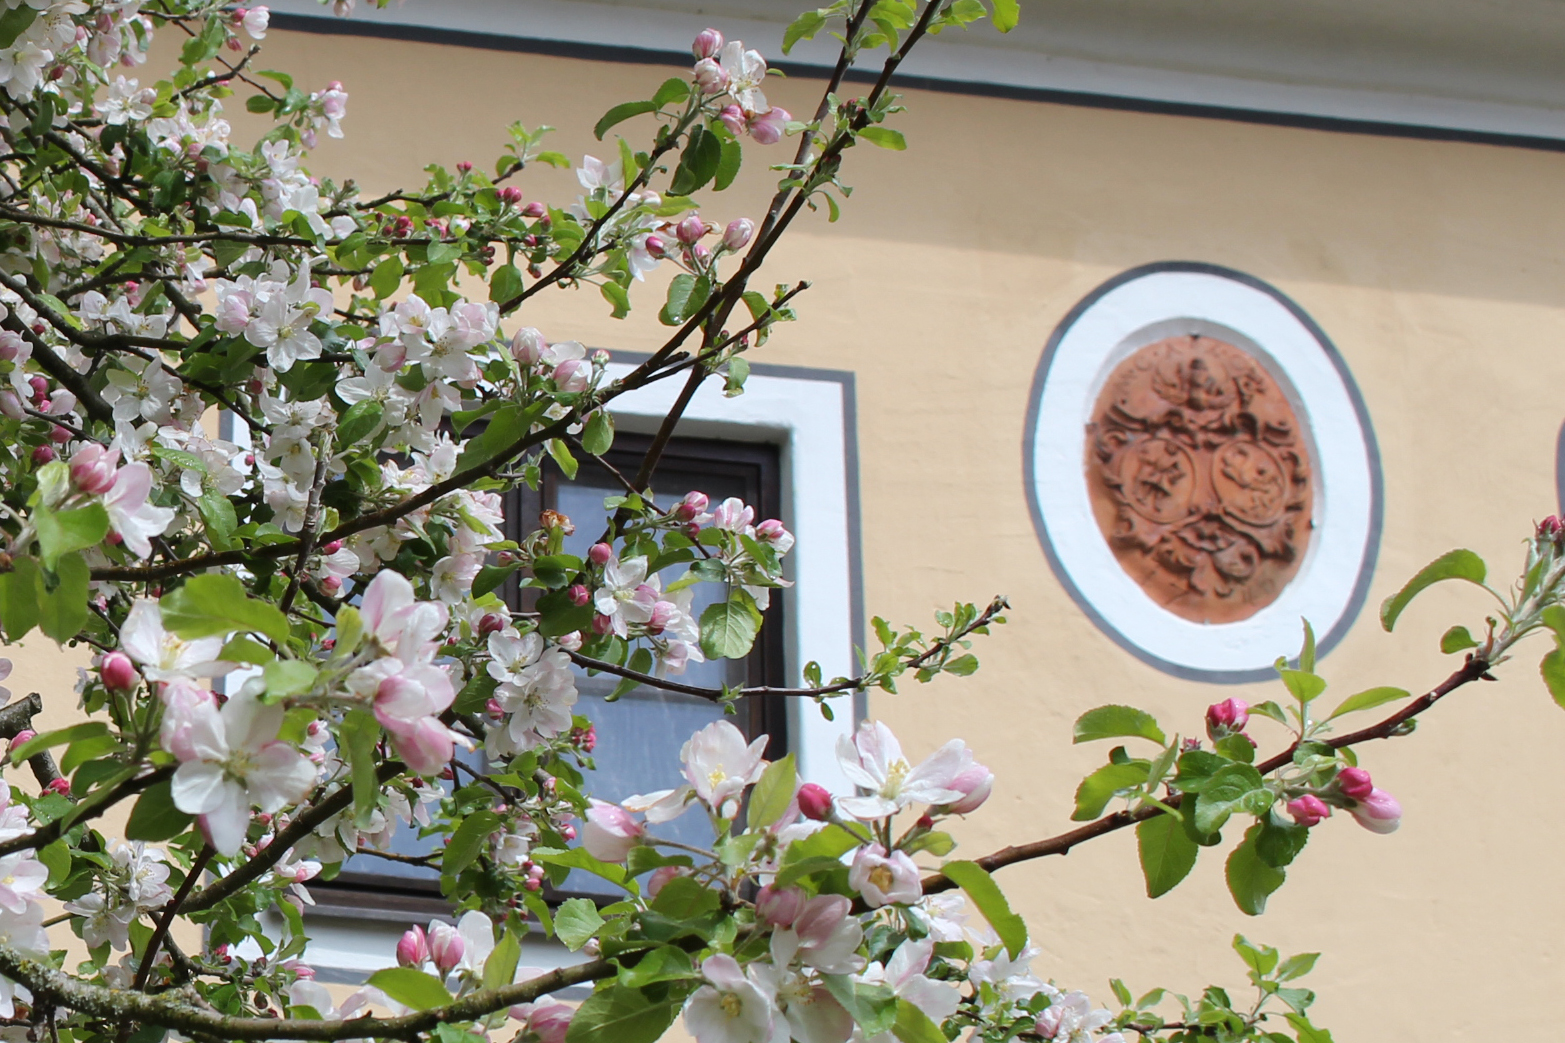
[
  {"left": 271, "top": 13, "right": 1565, "bottom": 154},
  {"left": 601, "top": 350, "right": 867, "bottom": 721},
  {"left": 1021, "top": 261, "right": 1384, "bottom": 685}
]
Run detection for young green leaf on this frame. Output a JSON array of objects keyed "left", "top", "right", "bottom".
[
  {"left": 339, "top": 709, "right": 380, "bottom": 829},
  {"left": 482, "top": 930, "right": 522, "bottom": 991},
  {"left": 859, "top": 127, "right": 907, "bottom": 150},
  {"left": 1136, "top": 811, "right": 1199, "bottom": 898},
  {"left": 783, "top": 9, "right": 828, "bottom": 53},
  {"left": 34, "top": 503, "right": 108, "bottom": 570},
  {"left": 1226, "top": 825, "right": 1287, "bottom": 915},
  {"left": 564, "top": 984, "right": 683, "bottom": 1043},
  {"left": 1073, "top": 705, "right": 1166, "bottom": 745},
  {"left": 555, "top": 897, "right": 606, "bottom": 951},
  {"left": 1542, "top": 645, "right": 1565, "bottom": 710},
  {"left": 364, "top": 967, "right": 452, "bottom": 1011},
  {"left": 1072, "top": 762, "right": 1149, "bottom": 821},
  {"left": 125, "top": 779, "right": 194, "bottom": 842},
  {"left": 1326, "top": 686, "right": 1410, "bottom": 720},
  {"left": 159, "top": 573, "right": 290, "bottom": 645},
  {"left": 1379, "top": 549, "right": 1487, "bottom": 631},
  {"left": 990, "top": 0, "right": 1020, "bottom": 32},
  {"left": 747, "top": 752, "right": 797, "bottom": 829},
  {"left": 940, "top": 860, "right": 1027, "bottom": 958},
  {"left": 594, "top": 99, "right": 659, "bottom": 140},
  {"left": 699, "top": 596, "right": 762, "bottom": 660}
]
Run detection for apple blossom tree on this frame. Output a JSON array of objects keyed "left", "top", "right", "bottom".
[{"left": 0, "top": 2, "right": 1553, "bottom": 1043}]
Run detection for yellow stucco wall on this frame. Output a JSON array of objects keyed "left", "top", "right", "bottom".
[{"left": 15, "top": 23, "right": 1565, "bottom": 1039}]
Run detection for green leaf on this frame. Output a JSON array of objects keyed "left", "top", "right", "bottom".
[
  {"left": 1298, "top": 618, "right": 1317, "bottom": 674},
  {"left": 1072, "top": 762, "right": 1149, "bottom": 821},
  {"left": 669, "top": 125, "right": 723, "bottom": 195},
  {"left": 555, "top": 897, "right": 606, "bottom": 951},
  {"left": 699, "top": 595, "right": 763, "bottom": 660},
  {"left": 1073, "top": 705, "right": 1166, "bottom": 745},
  {"left": 1326, "top": 686, "right": 1409, "bottom": 720},
  {"left": 600, "top": 280, "right": 631, "bottom": 319},
  {"left": 1136, "top": 811, "right": 1199, "bottom": 898},
  {"left": 617, "top": 946, "right": 696, "bottom": 989},
  {"left": 859, "top": 126, "right": 906, "bottom": 150},
  {"left": 714, "top": 137, "right": 743, "bottom": 191},
  {"left": 0, "top": 556, "right": 41, "bottom": 640},
  {"left": 783, "top": 823, "right": 861, "bottom": 862},
  {"left": 1276, "top": 668, "right": 1326, "bottom": 705},
  {"left": 455, "top": 402, "right": 541, "bottom": 473},
  {"left": 336, "top": 400, "right": 384, "bottom": 447},
  {"left": 652, "top": 77, "right": 691, "bottom": 106},
  {"left": 1542, "top": 645, "right": 1565, "bottom": 710},
  {"left": 940, "top": 860, "right": 1027, "bottom": 958},
  {"left": 581, "top": 410, "right": 615, "bottom": 456},
  {"left": 0, "top": 5, "right": 38, "bottom": 49},
  {"left": 9, "top": 722, "right": 107, "bottom": 764},
  {"left": 263, "top": 660, "right": 317, "bottom": 699},
  {"left": 1254, "top": 815, "right": 1309, "bottom": 869},
  {"left": 443, "top": 809, "right": 501, "bottom": 877},
  {"left": 472, "top": 564, "right": 519, "bottom": 599},
  {"left": 38, "top": 838, "right": 70, "bottom": 887},
  {"left": 1233, "top": 934, "right": 1279, "bottom": 978},
  {"left": 1194, "top": 764, "right": 1265, "bottom": 836},
  {"left": 35, "top": 503, "right": 109, "bottom": 570},
  {"left": 339, "top": 709, "right": 380, "bottom": 828},
  {"left": 160, "top": 573, "right": 290, "bottom": 644},
  {"left": 490, "top": 264, "right": 524, "bottom": 304},
  {"left": 821, "top": 976, "right": 898, "bottom": 1037},
  {"left": 783, "top": 9, "right": 828, "bottom": 53},
  {"left": 1226, "top": 825, "right": 1287, "bottom": 915},
  {"left": 369, "top": 255, "right": 404, "bottom": 299},
  {"left": 747, "top": 753, "right": 796, "bottom": 829},
  {"left": 1276, "top": 952, "right": 1320, "bottom": 982},
  {"left": 659, "top": 272, "right": 711, "bottom": 327},
  {"left": 1284, "top": 1013, "right": 1335, "bottom": 1043},
  {"left": 125, "top": 779, "right": 194, "bottom": 841},
  {"left": 483, "top": 930, "right": 522, "bottom": 991},
  {"left": 891, "top": 998, "right": 946, "bottom": 1043},
  {"left": 218, "top": 636, "right": 273, "bottom": 666},
  {"left": 60, "top": 733, "right": 118, "bottom": 775},
  {"left": 198, "top": 489, "right": 239, "bottom": 551},
  {"left": 1379, "top": 549, "right": 1487, "bottom": 631},
  {"left": 594, "top": 100, "right": 659, "bottom": 140},
  {"left": 38, "top": 551, "right": 89, "bottom": 643},
  {"left": 1440, "top": 624, "right": 1479, "bottom": 654},
  {"left": 649, "top": 875, "right": 720, "bottom": 919},
  {"left": 565, "top": 985, "right": 682, "bottom": 1043},
  {"left": 989, "top": 0, "right": 1020, "bottom": 31},
  {"left": 365, "top": 967, "right": 452, "bottom": 1011}
]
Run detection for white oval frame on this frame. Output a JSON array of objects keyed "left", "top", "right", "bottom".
[{"left": 1024, "top": 262, "right": 1382, "bottom": 682}]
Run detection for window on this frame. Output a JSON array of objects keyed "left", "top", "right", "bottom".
[{"left": 309, "top": 434, "right": 789, "bottom": 914}]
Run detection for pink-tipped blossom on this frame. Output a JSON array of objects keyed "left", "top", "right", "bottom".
[
  {"left": 722, "top": 219, "right": 754, "bottom": 251},
  {"left": 31, "top": 446, "right": 55, "bottom": 465},
  {"left": 755, "top": 884, "right": 805, "bottom": 927},
  {"left": 646, "top": 864, "right": 682, "bottom": 898},
  {"left": 1348, "top": 787, "right": 1402, "bottom": 834},
  {"left": 676, "top": 215, "right": 708, "bottom": 245},
  {"left": 747, "top": 106, "right": 790, "bottom": 145},
  {"left": 396, "top": 925, "right": 429, "bottom": 967},
  {"left": 691, "top": 27, "right": 724, "bottom": 59},
  {"left": 1336, "top": 766, "right": 1374, "bottom": 801},
  {"left": 796, "top": 782, "right": 833, "bottom": 822},
  {"left": 692, "top": 58, "right": 728, "bottom": 94},
  {"left": 848, "top": 844, "right": 922, "bottom": 907},
  {"left": 719, "top": 104, "right": 746, "bottom": 137},
  {"left": 69, "top": 444, "right": 120, "bottom": 495},
  {"left": 588, "top": 542, "right": 614, "bottom": 566},
  {"left": 1205, "top": 697, "right": 1249, "bottom": 739},
  {"left": 1286, "top": 794, "right": 1331, "bottom": 827},
  {"left": 100, "top": 652, "right": 139, "bottom": 692},
  {"left": 526, "top": 999, "right": 574, "bottom": 1043},
  {"left": 568, "top": 584, "right": 591, "bottom": 607},
  {"left": 942, "top": 762, "right": 994, "bottom": 815},
  {"left": 511, "top": 327, "right": 546, "bottom": 366},
  {"left": 583, "top": 799, "right": 643, "bottom": 862},
  {"left": 428, "top": 921, "right": 464, "bottom": 973}
]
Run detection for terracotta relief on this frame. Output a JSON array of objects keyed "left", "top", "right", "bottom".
[{"left": 1085, "top": 335, "right": 1313, "bottom": 623}]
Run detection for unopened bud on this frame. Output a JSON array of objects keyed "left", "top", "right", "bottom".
[
  {"left": 497, "top": 186, "right": 524, "bottom": 205},
  {"left": 30, "top": 445, "right": 55, "bottom": 465},
  {"left": 568, "top": 584, "right": 590, "bottom": 607},
  {"left": 1286, "top": 794, "right": 1331, "bottom": 828},
  {"left": 755, "top": 884, "right": 804, "bottom": 927},
  {"left": 522, "top": 202, "right": 547, "bottom": 219},
  {"left": 645, "top": 234, "right": 666, "bottom": 258},
  {"left": 101, "top": 652, "right": 139, "bottom": 692},
  {"left": 396, "top": 926, "right": 430, "bottom": 968},
  {"left": 675, "top": 214, "right": 707, "bottom": 245},
  {"left": 48, "top": 425, "right": 71, "bottom": 444},
  {"left": 478, "top": 613, "right": 507, "bottom": 637},
  {"left": 1205, "top": 697, "right": 1249, "bottom": 739},
  {"left": 796, "top": 782, "right": 833, "bottom": 822},
  {"left": 691, "top": 27, "right": 724, "bottom": 59},
  {"left": 46, "top": 777, "right": 71, "bottom": 795},
  {"left": 9, "top": 729, "right": 36, "bottom": 753},
  {"left": 588, "top": 543, "right": 614, "bottom": 566},
  {"left": 1336, "top": 766, "right": 1374, "bottom": 801},
  {"left": 722, "top": 218, "right": 754, "bottom": 251}
]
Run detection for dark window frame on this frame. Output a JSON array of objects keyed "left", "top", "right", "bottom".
[{"left": 308, "top": 433, "right": 789, "bottom": 918}]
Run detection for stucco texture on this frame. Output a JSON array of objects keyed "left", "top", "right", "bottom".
[{"left": 13, "top": 21, "right": 1561, "bottom": 1039}]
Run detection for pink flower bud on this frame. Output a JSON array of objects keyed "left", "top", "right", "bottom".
[
  {"left": 321, "top": 540, "right": 343, "bottom": 554},
  {"left": 588, "top": 543, "right": 614, "bottom": 565},
  {"left": 320, "top": 576, "right": 342, "bottom": 595},
  {"left": 591, "top": 613, "right": 613, "bottom": 636},
  {"left": 943, "top": 762, "right": 994, "bottom": 815},
  {"left": 396, "top": 925, "right": 429, "bottom": 967},
  {"left": 48, "top": 425, "right": 71, "bottom": 444},
  {"left": 557, "top": 631, "right": 583, "bottom": 652},
  {"left": 524, "top": 876, "right": 543, "bottom": 892},
  {"left": 755, "top": 519, "right": 788, "bottom": 542},
  {"left": 568, "top": 584, "right": 591, "bottom": 607},
  {"left": 0, "top": 331, "right": 23, "bottom": 362},
  {"left": 747, "top": 106, "right": 790, "bottom": 145},
  {"left": 100, "top": 652, "right": 139, "bottom": 692},
  {"left": 456, "top": 161, "right": 473, "bottom": 174},
  {"left": 0, "top": 391, "right": 23, "bottom": 420},
  {"left": 527, "top": 1002, "right": 574, "bottom": 1043},
  {"left": 1348, "top": 787, "right": 1402, "bottom": 834},
  {"left": 692, "top": 58, "right": 728, "bottom": 94},
  {"left": 46, "top": 777, "right": 71, "bottom": 795},
  {"left": 646, "top": 864, "right": 681, "bottom": 898},
  {"left": 675, "top": 214, "right": 708, "bottom": 245},
  {"left": 69, "top": 444, "right": 120, "bottom": 495},
  {"left": 477, "top": 613, "right": 507, "bottom": 636},
  {"left": 691, "top": 27, "right": 724, "bottom": 59},
  {"left": 497, "top": 186, "right": 524, "bottom": 205},
  {"left": 1540, "top": 516, "right": 1564, "bottom": 541},
  {"left": 719, "top": 104, "right": 747, "bottom": 137},
  {"left": 30, "top": 445, "right": 55, "bottom": 465},
  {"left": 9, "top": 728, "right": 36, "bottom": 753},
  {"left": 583, "top": 799, "right": 643, "bottom": 862},
  {"left": 722, "top": 218, "right": 754, "bottom": 252},
  {"left": 560, "top": 823, "right": 576, "bottom": 841},
  {"left": 755, "top": 884, "right": 805, "bottom": 927},
  {"left": 690, "top": 243, "right": 711, "bottom": 265},
  {"left": 796, "top": 782, "right": 833, "bottom": 822},
  {"left": 522, "top": 201, "right": 547, "bottom": 219},
  {"left": 28, "top": 376, "right": 48, "bottom": 400},
  {"left": 1286, "top": 794, "right": 1331, "bottom": 827},
  {"left": 428, "top": 922, "right": 464, "bottom": 973},
  {"left": 648, "top": 600, "right": 676, "bottom": 632},
  {"left": 644, "top": 234, "right": 667, "bottom": 259},
  {"left": 1205, "top": 697, "right": 1249, "bottom": 739},
  {"left": 485, "top": 698, "right": 503, "bottom": 717},
  {"left": 1336, "top": 766, "right": 1374, "bottom": 801}
]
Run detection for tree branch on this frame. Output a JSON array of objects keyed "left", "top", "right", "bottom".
[{"left": 919, "top": 656, "right": 1492, "bottom": 894}]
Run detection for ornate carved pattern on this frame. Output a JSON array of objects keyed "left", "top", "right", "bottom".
[{"left": 1086, "top": 336, "right": 1313, "bottom": 623}]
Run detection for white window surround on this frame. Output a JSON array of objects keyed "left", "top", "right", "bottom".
[{"left": 1025, "top": 262, "right": 1382, "bottom": 683}]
